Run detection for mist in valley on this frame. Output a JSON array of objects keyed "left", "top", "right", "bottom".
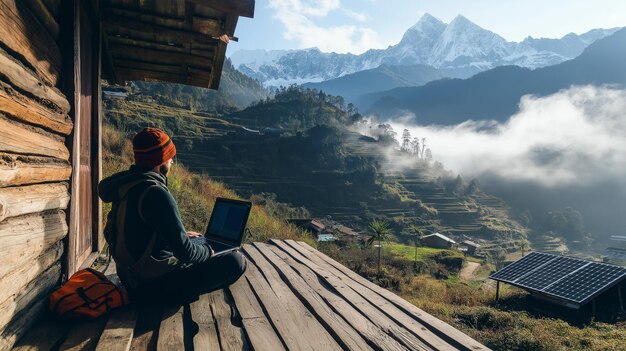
[{"left": 369, "top": 85, "right": 626, "bottom": 245}]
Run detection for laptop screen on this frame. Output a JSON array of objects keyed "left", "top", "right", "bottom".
[{"left": 205, "top": 198, "right": 252, "bottom": 244}]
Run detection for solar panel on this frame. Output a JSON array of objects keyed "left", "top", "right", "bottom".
[
  {"left": 543, "top": 263, "right": 626, "bottom": 304},
  {"left": 515, "top": 256, "right": 588, "bottom": 290},
  {"left": 489, "top": 252, "right": 556, "bottom": 283},
  {"left": 490, "top": 252, "right": 626, "bottom": 307}
]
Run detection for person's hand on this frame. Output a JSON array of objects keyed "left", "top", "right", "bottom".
[
  {"left": 203, "top": 243, "right": 215, "bottom": 257},
  {"left": 187, "top": 231, "right": 202, "bottom": 238}
]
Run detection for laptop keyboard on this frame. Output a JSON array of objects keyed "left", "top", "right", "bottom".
[{"left": 190, "top": 237, "right": 232, "bottom": 252}]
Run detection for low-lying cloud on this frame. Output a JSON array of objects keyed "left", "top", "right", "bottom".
[{"left": 384, "top": 86, "right": 626, "bottom": 187}]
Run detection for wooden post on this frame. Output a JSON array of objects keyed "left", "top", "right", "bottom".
[{"left": 495, "top": 281, "right": 500, "bottom": 301}]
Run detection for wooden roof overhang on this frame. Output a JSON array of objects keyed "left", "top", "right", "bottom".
[{"left": 101, "top": 0, "right": 254, "bottom": 89}]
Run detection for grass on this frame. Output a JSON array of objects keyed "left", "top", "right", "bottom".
[
  {"left": 386, "top": 242, "right": 460, "bottom": 263},
  {"left": 325, "top": 238, "right": 625, "bottom": 351},
  {"left": 467, "top": 256, "right": 484, "bottom": 263},
  {"left": 398, "top": 267, "right": 626, "bottom": 351}
]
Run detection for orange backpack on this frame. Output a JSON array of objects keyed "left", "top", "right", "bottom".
[{"left": 49, "top": 268, "right": 129, "bottom": 319}]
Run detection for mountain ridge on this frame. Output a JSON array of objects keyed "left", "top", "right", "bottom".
[
  {"left": 230, "top": 14, "right": 620, "bottom": 87},
  {"left": 363, "top": 27, "right": 626, "bottom": 124}
]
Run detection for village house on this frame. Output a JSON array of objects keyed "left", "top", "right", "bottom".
[
  {"left": 288, "top": 218, "right": 326, "bottom": 236},
  {"left": 421, "top": 233, "right": 457, "bottom": 249},
  {"left": 461, "top": 239, "right": 481, "bottom": 256}
]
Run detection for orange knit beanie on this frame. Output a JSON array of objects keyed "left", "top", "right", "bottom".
[{"left": 133, "top": 128, "right": 176, "bottom": 169}]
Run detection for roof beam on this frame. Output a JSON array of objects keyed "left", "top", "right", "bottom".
[
  {"left": 103, "top": 6, "right": 221, "bottom": 35},
  {"left": 104, "top": 16, "right": 220, "bottom": 46},
  {"left": 190, "top": 0, "right": 255, "bottom": 18},
  {"left": 108, "top": 43, "right": 213, "bottom": 69},
  {"left": 107, "top": 36, "right": 213, "bottom": 59},
  {"left": 208, "top": 13, "right": 237, "bottom": 89}
]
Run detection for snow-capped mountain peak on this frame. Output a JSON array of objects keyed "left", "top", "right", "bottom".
[
  {"left": 406, "top": 13, "right": 445, "bottom": 32},
  {"left": 429, "top": 15, "right": 511, "bottom": 67}
]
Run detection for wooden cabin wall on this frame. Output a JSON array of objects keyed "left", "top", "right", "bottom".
[{"left": 0, "top": 0, "right": 73, "bottom": 349}]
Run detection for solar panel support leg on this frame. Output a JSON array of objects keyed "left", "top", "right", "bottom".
[
  {"left": 619, "top": 285, "right": 624, "bottom": 312},
  {"left": 591, "top": 299, "right": 596, "bottom": 320},
  {"left": 495, "top": 281, "right": 500, "bottom": 301}
]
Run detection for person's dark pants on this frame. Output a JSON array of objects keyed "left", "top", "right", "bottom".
[{"left": 128, "top": 251, "right": 247, "bottom": 306}]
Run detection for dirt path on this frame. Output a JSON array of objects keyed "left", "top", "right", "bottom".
[{"left": 460, "top": 261, "right": 480, "bottom": 280}]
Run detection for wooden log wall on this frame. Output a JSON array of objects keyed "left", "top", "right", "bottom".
[{"left": 0, "top": 0, "right": 72, "bottom": 349}]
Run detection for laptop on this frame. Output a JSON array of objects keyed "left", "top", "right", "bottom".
[{"left": 194, "top": 197, "right": 252, "bottom": 258}]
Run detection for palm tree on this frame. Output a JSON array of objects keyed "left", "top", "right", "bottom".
[
  {"left": 367, "top": 220, "right": 392, "bottom": 277},
  {"left": 520, "top": 240, "right": 530, "bottom": 257},
  {"left": 408, "top": 224, "right": 425, "bottom": 267}
]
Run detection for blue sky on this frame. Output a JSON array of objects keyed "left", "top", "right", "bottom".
[{"left": 227, "top": 0, "right": 626, "bottom": 56}]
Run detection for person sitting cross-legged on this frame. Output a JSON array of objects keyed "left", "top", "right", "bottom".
[{"left": 98, "top": 127, "right": 246, "bottom": 306}]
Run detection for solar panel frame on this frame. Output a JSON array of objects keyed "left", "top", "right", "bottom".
[
  {"left": 489, "top": 251, "right": 626, "bottom": 308},
  {"left": 514, "top": 256, "right": 589, "bottom": 291},
  {"left": 489, "top": 252, "right": 557, "bottom": 283},
  {"left": 542, "top": 262, "right": 626, "bottom": 304}
]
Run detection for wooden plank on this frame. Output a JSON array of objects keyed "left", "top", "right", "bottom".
[
  {"left": 189, "top": 294, "right": 220, "bottom": 351},
  {"left": 0, "top": 80, "right": 72, "bottom": 135},
  {"left": 0, "top": 262, "right": 61, "bottom": 332},
  {"left": 0, "top": 0, "right": 61, "bottom": 87},
  {"left": 0, "top": 115, "right": 70, "bottom": 159},
  {"left": 249, "top": 243, "right": 373, "bottom": 351},
  {"left": 274, "top": 243, "right": 454, "bottom": 351},
  {"left": 0, "top": 298, "right": 47, "bottom": 351},
  {"left": 0, "top": 210, "right": 67, "bottom": 274},
  {"left": 103, "top": 6, "right": 221, "bottom": 36},
  {"left": 241, "top": 254, "right": 341, "bottom": 351},
  {"left": 208, "top": 13, "right": 234, "bottom": 90},
  {"left": 113, "top": 58, "right": 185, "bottom": 75},
  {"left": 156, "top": 306, "right": 185, "bottom": 351},
  {"left": 207, "top": 289, "right": 249, "bottom": 351},
  {"left": 189, "top": 0, "right": 255, "bottom": 18},
  {"left": 104, "top": 14, "right": 219, "bottom": 45},
  {"left": 10, "top": 314, "right": 69, "bottom": 351},
  {"left": 0, "top": 46, "right": 70, "bottom": 114},
  {"left": 108, "top": 44, "right": 212, "bottom": 69},
  {"left": 107, "top": 37, "right": 213, "bottom": 58},
  {"left": 22, "top": 0, "right": 60, "bottom": 38},
  {"left": 0, "top": 153, "right": 71, "bottom": 187},
  {"left": 0, "top": 241, "right": 62, "bottom": 305},
  {"left": 269, "top": 241, "right": 433, "bottom": 351},
  {"left": 113, "top": 68, "right": 186, "bottom": 85},
  {"left": 228, "top": 276, "right": 286, "bottom": 351},
  {"left": 129, "top": 306, "right": 162, "bottom": 351},
  {"left": 94, "top": 308, "right": 137, "bottom": 351},
  {"left": 288, "top": 241, "right": 489, "bottom": 351},
  {"left": 58, "top": 317, "right": 109, "bottom": 351},
  {"left": 265, "top": 243, "right": 409, "bottom": 351},
  {"left": 0, "top": 183, "right": 69, "bottom": 222}
]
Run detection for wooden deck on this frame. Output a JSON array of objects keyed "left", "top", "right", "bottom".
[{"left": 12, "top": 240, "right": 489, "bottom": 351}]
